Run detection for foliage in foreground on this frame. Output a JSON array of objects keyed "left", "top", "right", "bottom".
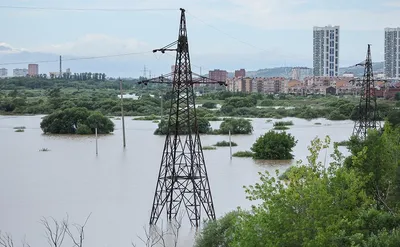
[
  {"left": 195, "top": 126, "right": 400, "bottom": 247},
  {"left": 40, "top": 107, "right": 114, "bottom": 134},
  {"left": 251, "top": 130, "right": 297, "bottom": 160}
]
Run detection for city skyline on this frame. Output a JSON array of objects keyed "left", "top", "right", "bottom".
[{"left": 1, "top": 1, "right": 400, "bottom": 77}]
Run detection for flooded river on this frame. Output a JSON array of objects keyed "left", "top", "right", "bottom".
[{"left": 0, "top": 116, "right": 353, "bottom": 246}]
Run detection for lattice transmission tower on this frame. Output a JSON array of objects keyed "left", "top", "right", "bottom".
[
  {"left": 138, "top": 8, "right": 226, "bottom": 227},
  {"left": 351, "top": 44, "right": 382, "bottom": 139}
]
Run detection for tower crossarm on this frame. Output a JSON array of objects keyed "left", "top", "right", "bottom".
[
  {"left": 137, "top": 73, "right": 174, "bottom": 85},
  {"left": 137, "top": 72, "right": 227, "bottom": 86},
  {"left": 191, "top": 72, "right": 227, "bottom": 86}
]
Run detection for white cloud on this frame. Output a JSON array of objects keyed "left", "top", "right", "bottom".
[
  {"left": 0, "top": 42, "right": 27, "bottom": 54},
  {"left": 33, "top": 34, "right": 149, "bottom": 56}
]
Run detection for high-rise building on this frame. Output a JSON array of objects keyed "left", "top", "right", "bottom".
[
  {"left": 384, "top": 27, "right": 400, "bottom": 79},
  {"left": 0, "top": 68, "right": 7, "bottom": 78},
  {"left": 28, "top": 64, "right": 39, "bottom": 76},
  {"left": 313, "top": 25, "right": 340, "bottom": 77},
  {"left": 235, "top": 69, "right": 246, "bottom": 78},
  {"left": 13, "top": 68, "right": 28, "bottom": 77},
  {"left": 209, "top": 69, "right": 227, "bottom": 82},
  {"left": 291, "top": 67, "right": 313, "bottom": 80}
]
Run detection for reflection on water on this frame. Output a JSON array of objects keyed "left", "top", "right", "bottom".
[{"left": 0, "top": 115, "right": 353, "bottom": 247}]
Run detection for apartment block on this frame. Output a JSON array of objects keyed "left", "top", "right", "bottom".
[
  {"left": 13, "top": 68, "right": 28, "bottom": 77},
  {"left": 209, "top": 69, "right": 228, "bottom": 82},
  {"left": 384, "top": 27, "right": 400, "bottom": 78},
  {"left": 234, "top": 69, "right": 246, "bottom": 78},
  {"left": 28, "top": 64, "right": 39, "bottom": 76},
  {"left": 0, "top": 68, "right": 7, "bottom": 78},
  {"left": 313, "top": 25, "right": 340, "bottom": 77},
  {"left": 291, "top": 67, "right": 313, "bottom": 81}
]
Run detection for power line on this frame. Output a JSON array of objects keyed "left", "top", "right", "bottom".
[
  {"left": 0, "top": 51, "right": 153, "bottom": 66},
  {"left": 186, "top": 10, "right": 270, "bottom": 54},
  {"left": 0, "top": 5, "right": 178, "bottom": 12}
]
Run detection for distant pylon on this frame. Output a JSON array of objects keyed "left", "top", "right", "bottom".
[{"left": 352, "top": 44, "right": 381, "bottom": 139}]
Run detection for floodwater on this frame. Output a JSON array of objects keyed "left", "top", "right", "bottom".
[{"left": 0, "top": 116, "right": 353, "bottom": 247}]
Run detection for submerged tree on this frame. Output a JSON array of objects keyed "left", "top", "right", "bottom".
[
  {"left": 40, "top": 107, "right": 114, "bottom": 134},
  {"left": 251, "top": 130, "right": 297, "bottom": 160}
]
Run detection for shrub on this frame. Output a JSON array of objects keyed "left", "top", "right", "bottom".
[
  {"left": 327, "top": 110, "right": 347, "bottom": 120},
  {"left": 15, "top": 129, "right": 24, "bottom": 132},
  {"left": 76, "top": 124, "right": 92, "bottom": 135},
  {"left": 217, "top": 118, "right": 253, "bottom": 134},
  {"left": 133, "top": 114, "right": 160, "bottom": 121},
  {"left": 232, "top": 151, "right": 254, "bottom": 158},
  {"left": 40, "top": 107, "right": 114, "bottom": 134},
  {"left": 273, "top": 121, "right": 294, "bottom": 126},
  {"left": 214, "top": 141, "right": 238, "bottom": 147},
  {"left": 203, "top": 146, "right": 217, "bottom": 150},
  {"left": 260, "top": 100, "right": 274, "bottom": 106},
  {"left": 202, "top": 102, "right": 217, "bottom": 109},
  {"left": 154, "top": 117, "right": 211, "bottom": 135},
  {"left": 274, "top": 126, "right": 289, "bottom": 130},
  {"left": 251, "top": 130, "right": 297, "bottom": 160}
]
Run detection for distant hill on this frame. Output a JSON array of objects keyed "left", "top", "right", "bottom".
[{"left": 228, "top": 62, "right": 384, "bottom": 78}]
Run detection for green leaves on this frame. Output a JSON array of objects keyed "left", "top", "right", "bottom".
[{"left": 250, "top": 130, "right": 297, "bottom": 160}]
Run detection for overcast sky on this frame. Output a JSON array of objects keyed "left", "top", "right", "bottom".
[{"left": 0, "top": 0, "right": 399, "bottom": 77}]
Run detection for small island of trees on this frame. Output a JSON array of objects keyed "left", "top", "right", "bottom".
[
  {"left": 233, "top": 130, "right": 297, "bottom": 160},
  {"left": 154, "top": 117, "right": 253, "bottom": 135},
  {"left": 40, "top": 107, "right": 114, "bottom": 134}
]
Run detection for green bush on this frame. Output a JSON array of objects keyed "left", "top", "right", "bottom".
[
  {"left": 202, "top": 102, "right": 217, "bottom": 109},
  {"left": 40, "top": 107, "right": 114, "bottom": 134},
  {"left": 76, "top": 124, "right": 92, "bottom": 135},
  {"left": 232, "top": 151, "right": 254, "bottom": 157},
  {"left": 273, "top": 121, "right": 293, "bottom": 126},
  {"left": 274, "top": 126, "right": 289, "bottom": 130},
  {"left": 251, "top": 130, "right": 297, "bottom": 160},
  {"left": 327, "top": 110, "right": 347, "bottom": 120},
  {"left": 260, "top": 100, "right": 274, "bottom": 106},
  {"left": 203, "top": 146, "right": 217, "bottom": 150},
  {"left": 154, "top": 117, "right": 211, "bottom": 135},
  {"left": 214, "top": 141, "right": 238, "bottom": 147},
  {"left": 133, "top": 114, "right": 160, "bottom": 120},
  {"left": 216, "top": 118, "right": 253, "bottom": 134}
]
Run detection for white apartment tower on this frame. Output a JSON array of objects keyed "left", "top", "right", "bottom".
[
  {"left": 313, "top": 25, "right": 340, "bottom": 77},
  {"left": 384, "top": 27, "right": 400, "bottom": 79}
]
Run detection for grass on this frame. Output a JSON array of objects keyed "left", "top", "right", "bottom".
[
  {"left": 213, "top": 141, "right": 238, "bottom": 147},
  {"left": 152, "top": 120, "right": 160, "bottom": 123},
  {"left": 232, "top": 151, "right": 254, "bottom": 158},
  {"left": 266, "top": 119, "right": 273, "bottom": 123},
  {"left": 13, "top": 126, "right": 26, "bottom": 129},
  {"left": 115, "top": 117, "right": 121, "bottom": 120},
  {"left": 273, "top": 126, "right": 289, "bottom": 130},
  {"left": 203, "top": 146, "right": 217, "bottom": 150},
  {"left": 273, "top": 121, "right": 294, "bottom": 126},
  {"left": 15, "top": 129, "right": 24, "bottom": 132},
  {"left": 39, "top": 148, "right": 50, "bottom": 152}
]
